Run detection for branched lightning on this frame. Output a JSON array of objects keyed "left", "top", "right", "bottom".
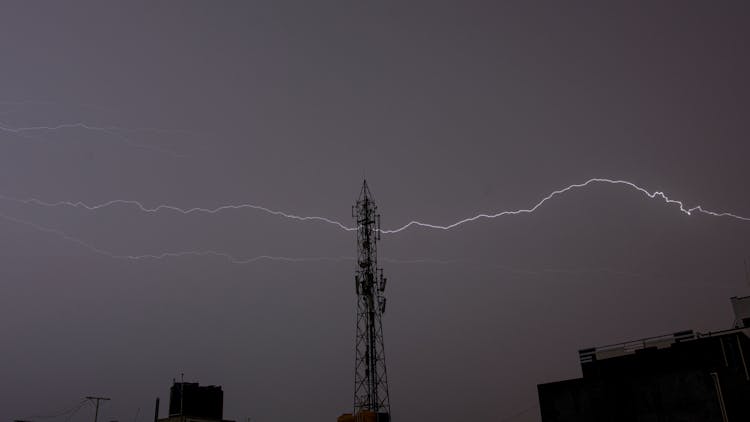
[{"left": 2, "top": 178, "right": 748, "bottom": 235}]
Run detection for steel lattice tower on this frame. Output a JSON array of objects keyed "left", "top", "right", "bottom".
[{"left": 352, "top": 180, "right": 391, "bottom": 418}]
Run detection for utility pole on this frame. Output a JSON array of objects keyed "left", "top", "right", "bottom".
[
  {"left": 180, "top": 373, "right": 184, "bottom": 417},
  {"left": 86, "top": 396, "right": 111, "bottom": 422},
  {"left": 352, "top": 180, "right": 391, "bottom": 420}
]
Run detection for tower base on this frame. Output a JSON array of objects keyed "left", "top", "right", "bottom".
[{"left": 337, "top": 411, "right": 390, "bottom": 422}]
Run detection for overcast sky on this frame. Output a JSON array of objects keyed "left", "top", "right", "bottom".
[{"left": 1, "top": 2, "right": 749, "bottom": 421}]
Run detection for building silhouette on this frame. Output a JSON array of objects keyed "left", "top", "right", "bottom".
[
  {"left": 156, "top": 381, "right": 233, "bottom": 422},
  {"left": 538, "top": 296, "right": 750, "bottom": 421}
]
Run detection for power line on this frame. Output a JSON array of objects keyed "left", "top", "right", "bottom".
[
  {"left": 498, "top": 404, "right": 539, "bottom": 422},
  {"left": 26, "top": 399, "right": 89, "bottom": 420},
  {"left": 85, "top": 397, "right": 111, "bottom": 422},
  {"left": 65, "top": 401, "right": 92, "bottom": 422}
]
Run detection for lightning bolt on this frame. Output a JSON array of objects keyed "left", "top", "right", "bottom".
[
  {"left": 379, "top": 178, "right": 750, "bottom": 233},
  {"left": 2, "top": 178, "right": 748, "bottom": 234},
  {"left": 0, "top": 210, "right": 654, "bottom": 277},
  {"left": 0, "top": 211, "right": 470, "bottom": 268},
  {"left": 0, "top": 211, "right": 348, "bottom": 264},
  {"left": 0, "top": 121, "right": 187, "bottom": 158},
  {"left": 0, "top": 194, "right": 354, "bottom": 231}
]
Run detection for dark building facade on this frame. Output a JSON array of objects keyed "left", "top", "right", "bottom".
[
  {"left": 157, "top": 382, "right": 232, "bottom": 422},
  {"left": 168, "top": 383, "right": 223, "bottom": 420},
  {"left": 538, "top": 296, "right": 750, "bottom": 421}
]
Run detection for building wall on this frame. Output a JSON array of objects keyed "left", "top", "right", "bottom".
[
  {"left": 168, "top": 383, "right": 224, "bottom": 420},
  {"left": 539, "top": 370, "right": 724, "bottom": 422},
  {"left": 538, "top": 332, "right": 750, "bottom": 422},
  {"left": 731, "top": 296, "right": 750, "bottom": 328}
]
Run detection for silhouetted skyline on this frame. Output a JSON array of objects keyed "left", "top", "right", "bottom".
[{"left": 1, "top": 2, "right": 750, "bottom": 422}]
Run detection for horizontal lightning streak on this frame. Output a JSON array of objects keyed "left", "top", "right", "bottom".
[
  {"left": 2, "top": 178, "right": 747, "bottom": 234},
  {"left": 0, "top": 195, "right": 354, "bottom": 231},
  {"left": 0, "top": 211, "right": 347, "bottom": 265},
  {"left": 0, "top": 121, "right": 186, "bottom": 157},
  {"left": 1, "top": 122, "right": 191, "bottom": 134},
  {"left": 0, "top": 211, "right": 648, "bottom": 275},
  {"left": 380, "top": 178, "right": 750, "bottom": 233},
  {"left": 0, "top": 212, "right": 471, "bottom": 267}
]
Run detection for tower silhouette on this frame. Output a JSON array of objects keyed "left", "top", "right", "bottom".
[{"left": 352, "top": 181, "right": 391, "bottom": 420}]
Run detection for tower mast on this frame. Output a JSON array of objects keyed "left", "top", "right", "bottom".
[{"left": 352, "top": 180, "right": 390, "bottom": 420}]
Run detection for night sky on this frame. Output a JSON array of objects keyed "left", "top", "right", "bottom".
[{"left": 1, "top": 2, "right": 750, "bottom": 421}]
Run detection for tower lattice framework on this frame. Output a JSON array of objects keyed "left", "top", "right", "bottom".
[{"left": 352, "top": 180, "right": 391, "bottom": 417}]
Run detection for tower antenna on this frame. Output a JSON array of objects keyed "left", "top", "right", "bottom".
[{"left": 351, "top": 180, "right": 391, "bottom": 420}]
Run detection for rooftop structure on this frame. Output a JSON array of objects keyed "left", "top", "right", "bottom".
[
  {"left": 537, "top": 296, "right": 750, "bottom": 421},
  {"left": 156, "top": 381, "right": 233, "bottom": 422},
  {"left": 732, "top": 295, "right": 750, "bottom": 328}
]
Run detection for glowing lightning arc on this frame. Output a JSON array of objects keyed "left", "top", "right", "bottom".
[
  {"left": 0, "top": 211, "right": 456, "bottom": 266},
  {"left": 0, "top": 211, "right": 348, "bottom": 264},
  {"left": 0, "top": 121, "right": 187, "bottom": 157},
  {"left": 0, "top": 210, "right": 650, "bottom": 276},
  {"left": 0, "top": 178, "right": 748, "bottom": 235},
  {"left": 380, "top": 178, "right": 750, "bottom": 233},
  {"left": 0, "top": 195, "right": 354, "bottom": 231}
]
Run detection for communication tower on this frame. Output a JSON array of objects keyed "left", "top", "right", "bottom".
[{"left": 351, "top": 181, "right": 391, "bottom": 421}]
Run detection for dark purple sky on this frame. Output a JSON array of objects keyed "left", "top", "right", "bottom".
[{"left": 1, "top": 2, "right": 749, "bottom": 421}]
